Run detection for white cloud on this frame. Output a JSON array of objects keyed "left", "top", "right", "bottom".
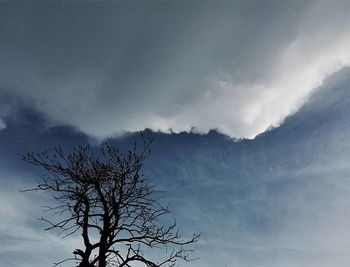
[
  {"left": 0, "top": 119, "right": 5, "bottom": 131},
  {"left": 1, "top": 2, "right": 350, "bottom": 139}
]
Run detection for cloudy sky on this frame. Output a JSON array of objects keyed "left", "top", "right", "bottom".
[{"left": 1, "top": 1, "right": 350, "bottom": 266}]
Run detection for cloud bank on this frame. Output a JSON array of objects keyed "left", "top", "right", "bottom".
[{"left": 1, "top": 1, "right": 350, "bottom": 139}]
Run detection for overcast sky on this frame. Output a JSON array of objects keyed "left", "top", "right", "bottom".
[{"left": 1, "top": 1, "right": 350, "bottom": 267}]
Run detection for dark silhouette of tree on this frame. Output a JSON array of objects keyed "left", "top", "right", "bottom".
[{"left": 22, "top": 136, "right": 199, "bottom": 267}]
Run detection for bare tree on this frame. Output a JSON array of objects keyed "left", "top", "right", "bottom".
[{"left": 22, "top": 136, "right": 199, "bottom": 267}]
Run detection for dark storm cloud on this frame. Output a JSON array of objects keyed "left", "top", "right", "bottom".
[{"left": 1, "top": 1, "right": 350, "bottom": 139}]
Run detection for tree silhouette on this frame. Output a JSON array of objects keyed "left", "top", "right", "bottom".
[{"left": 22, "top": 136, "right": 199, "bottom": 267}]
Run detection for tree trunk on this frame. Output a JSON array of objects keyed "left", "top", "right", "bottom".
[
  {"left": 98, "top": 246, "right": 107, "bottom": 267},
  {"left": 98, "top": 233, "right": 108, "bottom": 267},
  {"left": 78, "top": 258, "right": 93, "bottom": 267}
]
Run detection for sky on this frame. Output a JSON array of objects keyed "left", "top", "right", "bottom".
[{"left": 1, "top": 1, "right": 350, "bottom": 267}]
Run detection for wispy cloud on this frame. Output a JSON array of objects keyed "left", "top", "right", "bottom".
[{"left": 0, "top": 177, "right": 81, "bottom": 266}]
